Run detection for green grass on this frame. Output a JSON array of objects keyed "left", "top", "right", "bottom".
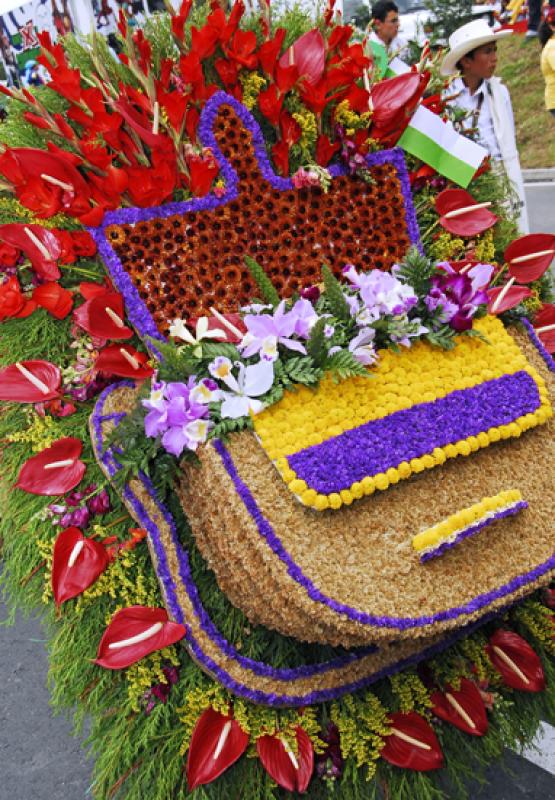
[{"left": 497, "top": 34, "right": 555, "bottom": 168}]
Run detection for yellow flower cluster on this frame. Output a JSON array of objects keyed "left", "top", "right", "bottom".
[
  {"left": 389, "top": 672, "right": 433, "bottom": 715},
  {"left": 412, "top": 489, "right": 523, "bottom": 555},
  {"left": 331, "top": 693, "right": 389, "bottom": 779},
  {"left": 126, "top": 646, "right": 180, "bottom": 712},
  {"left": 522, "top": 287, "right": 544, "bottom": 317},
  {"left": 292, "top": 109, "right": 318, "bottom": 154},
  {"left": 253, "top": 317, "right": 551, "bottom": 511},
  {"left": 473, "top": 228, "right": 496, "bottom": 264},
  {"left": 334, "top": 99, "right": 372, "bottom": 136},
  {"left": 513, "top": 601, "right": 555, "bottom": 656},
  {"left": 429, "top": 231, "right": 465, "bottom": 262},
  {"left": 7, "top": 412, "right": 60, "bottom": 452},
  {"left": 239, "top": 72, "right": 267, "bottom": 110}
]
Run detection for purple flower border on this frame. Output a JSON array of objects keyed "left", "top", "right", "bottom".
[
  {"left": 213, "top": 439, "right": 555, "bottom": 631},
  {"left": 522, "top": 318, "right": 555, "bottom": 373},
  {"left": 87, "top": 91, "right": 422, "bottom": 349},
  {"left": 91, "top": 383, "right": 509, "bottom": 706},
  {"left": 419, "top": 501, "right": 528, "bottom": 563}
]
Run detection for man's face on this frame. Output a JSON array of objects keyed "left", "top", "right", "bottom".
[
  {"left": 374, "top": 10, "right": 400, "bottom": 46},
  {"left": 460, "top": 43, "right": 498, "bottom": 81}
]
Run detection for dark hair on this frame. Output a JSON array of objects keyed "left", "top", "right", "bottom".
[
  {"left": 455, "top": 47, "right": 478, "bottom": 72},
  {"left": 371, "top": 1, "right": 398, "bottom": 23},
  {"left": 539, "top": 20, "right": 554, "bottom": 48}
]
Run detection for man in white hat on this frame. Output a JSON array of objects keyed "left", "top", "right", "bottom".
[{"left": 441, "top": 19, "right": 529, "bottom": 234}]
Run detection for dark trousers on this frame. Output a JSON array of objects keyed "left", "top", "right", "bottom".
[{"left": 529, "top": 0, "right": 555, "bottom": 31}]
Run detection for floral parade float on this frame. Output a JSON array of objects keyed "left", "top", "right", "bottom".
[{"left": 1, "top": 2, "right": 555, "bottom": 798}]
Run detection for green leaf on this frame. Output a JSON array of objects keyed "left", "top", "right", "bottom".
[
  {"left": 394, "top": 246, "right": 435, "bottom": 298},
  {"left": 306, "top": 317, "right": 328, "bottom": 366},
  {"left": 244, "top": 255, "right": 280, "bottom": 307},
  {"left": 321, "top": 263, "right": 351, "bottom": 321},
  {"left": 325, "top": 349, "right": 370, "bottom": 381},
  {"left": 284, "top": 356, "right": 322, "bottom": 386}
]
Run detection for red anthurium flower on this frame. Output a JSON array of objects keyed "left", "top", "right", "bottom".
[
  {"left": 95, "top": 344, "right": 154, "bottom": 379},
  {"left": 435, "top": 189, "right": 497, "bottom": 237},
  {"left": 257, "top": 727, "right": 314, "bottom": 793},
  {"left": 534, "top": 303, "right": 555, "bottom": 353},
  {"left": 371, "top": 72, "right": 429, "bottom": 145},
  {"left": 505, "top": 233, "right": 555, "bottom": 283},
  {"left": 487, "top": 282, "right": 531, "bottom": 315},
  {"left": 0, "top": 359, "right": 61, "bottom": 402},
  {"left": 0, "top": 276, "right": 36, "bottom": 321},
  {"left": 431, "top": 678, "right": 488, "bottom": 736},
  {"left": 187, "top": 708, "right": 249, "bottom": 790},
  {"left": 381, "top": 712, "right": 443, "bottom": 771},
  {"left": 486, "top": 630, "right": 545, "bottom": 692},
  {"left": 73, "top": 292, "right": 133, "bottom": 340},
  {"left": 95, "top": 606, "right": 186, "bottom": 669},
  {"left": 0, "top": 223, "right": 61, "bottom": 281},
  {"left": 33, "top": 282, "right": 73, "bottom": 319},
  {"left": 544, "top": 588, "right": 555, "bottom": 609},
  {"left": 316, "top": 133, "right": 340, "bottom": 167},
  {"left": 52, "top": 527, "right": 110, "bottom": 606},
  {"left": 279, "top": 29, "right": 325, "bottom": 86},
  {"left": 79, "top": 281, "right": 111, "bottom": 300},
  {"left": 16, "top": 437, "right": 85, "bottom": 495}
]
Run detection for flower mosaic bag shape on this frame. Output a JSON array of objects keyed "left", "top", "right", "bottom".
[{"left": 91, "top": 95, "right": 555, "bottom": 707}]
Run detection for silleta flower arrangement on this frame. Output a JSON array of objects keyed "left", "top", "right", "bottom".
[{"left": 1, "top": 3, "right": 555, "bottom": 800}]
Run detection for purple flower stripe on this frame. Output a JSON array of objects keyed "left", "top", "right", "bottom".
[
  {"left": 288, "top": 371, "right": 540, "bottom": 494},
  {"left": 91, "top": 383, "right": 377, "bottom": 679},
  {"left": 214, "top": 438, "right": 555, "bottom": 630},
  {"left": 91, "top": 384, "right": 513, "bottom": 705},
  {"left": 522, "top": 318, "right": 555, "bottom": 373},
  {"left": 88, "top": 92, "right": 422, "bottom": 347},
  {"left": 420, "top": 501, "right": 529, "bottom": 563}
]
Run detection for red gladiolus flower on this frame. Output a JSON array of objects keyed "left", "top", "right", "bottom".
[
  {"left": 258, "top": 28, "right": 286, "bottom": 77},
  {"left": 486, "top": 630, "right": 546, "bottom": 692},
  {"left": 0, "top": 223, "right": 61, "bottom": 281},
  {"left": 272, "top": 140, "right": 290, "bottom": 177},
  {"left": 184, "top": 153, "right": 219, "bottom": 197},
  {"left": 95, "top": 606, "right": 186, "bottom": 669},
  {"left": 171, "top": 0, "right": 193, "bottom": 40},
  {"left": 0, "top": 241, "right": 19, "bottom": 267},
  {"left": 127, "top": 158, "right": 177, "bottom": 207},
  {"left": 381, "top": 712, "right": 444, "bottom": 771},
  {"left": 275, "top": 63, "right": 299, "bottom": 94},
  {"left": 279, "top": 29, "right": 325, "bottom": 86},
  {"left": 79, "top": 281, "right": 111, "bottom": 300},
  {"left": 316, "top": 134, "right": 340, "bottom": 167},
  {"left": 187, "top": 708, "right": 249, "bottom": 790},
  {"left": 431, "top": 678, "right": 488, "bottom": 736},
  {"left": 52, "top": 527, "right": 111, "bottom": 606},
  {"left": 0, "top": 359, "right": 61, "bottom": 402},
  {"left": 33, "top": 282, "right": 73, "bottom": 319},
  {"left": 258, "top": 84, "right": 283, "bottom": 126},
  {"left": 279, "top": 111, "right": 302, "bottom": 147},
  {"left": 0, "top": 276, "right": 36, "bottom": 321},
  {"left": 505, "top": 233, "right": 555, "bottom": 283},
  {"left": 435, "top": 189, "right": 497, "bottom": 237},
  {"left": 257, "top": 727, "right": 314, "bottom": 792},
  {"left": 73, "top": 292, "right": 133, "bottom": 340},
  {"left": 225, "top": 29, "right": 258, "bottom": 70},
  {"left": 95, "top": 344, "right": 154, "bottom": 379},
  {"left": 16, "top": 437, "right": 86, "bottom": 496}
]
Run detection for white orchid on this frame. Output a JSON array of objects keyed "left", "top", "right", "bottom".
[
  {"left": 169, "top": 316, "right": 226, "bottom": 358},
  {"left": 208, "top": 356, "right": 274, "bottom": 419}
]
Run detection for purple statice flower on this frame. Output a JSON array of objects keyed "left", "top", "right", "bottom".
[
  {"left": 425, "top": 262, "right": 493, "bottom": 332},
  {"left": 240, "top": 300, "right": 309, "bottom": 361},
  {"left": 336, "top": 124, "right": 367, "bottom": 175},
  {"left": 343, "top": 265, "right": 417, "bottom": 323},
  {"left": 87, "top": 489, "right": 111, "bottom": 516},
  {"left": 315, "top": 723, "right": 344, "bottom": 782}
]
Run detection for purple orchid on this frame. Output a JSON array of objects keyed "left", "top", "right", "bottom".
[
  {"left": 240, "top": 300, "right": 309, "bottom": 361},
  {"left": 142, "top": 379, "right": 212, "bottom": 457},
  {"left": 425, "top": 262, "right": 494, "bottom": 331},
  {"left": 315, "top": 723, "right": 344, "bottom": 782},
  {"left": 87, "top": 489, "right": 111, "bottom": 516},
  {"left": 343, "top": 264, "right": 417, "bottom": 323},
  {"left": 348, "top": 327, "right": 377, "bottom": 366}
]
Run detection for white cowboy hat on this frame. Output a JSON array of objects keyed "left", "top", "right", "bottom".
[{"left": 440, "top": 19, "right": 512, "bottom": 77}]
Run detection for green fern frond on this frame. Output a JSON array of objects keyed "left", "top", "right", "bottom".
[{"left": 244, "top": 256, "right": 280, "bottom": 307}]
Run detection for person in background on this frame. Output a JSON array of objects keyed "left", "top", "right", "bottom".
[
  {"left": 539, "top": 7, "right": 555, "bottom": 116},
  {"left": 441, "top": 19, "right": 529, "bottom": 233},
  {"left": 527, "top": 0, "right": 555, "bottom": 39},
  {"left": 368, "top": 1, "right": 409, "bottom": 59}
]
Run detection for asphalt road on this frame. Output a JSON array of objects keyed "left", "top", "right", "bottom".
[{"left": 1, "top": 179, "right": 554, "bottom": 800}]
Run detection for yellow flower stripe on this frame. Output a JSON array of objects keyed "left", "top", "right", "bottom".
[
  {"left": 411, "top": 490, "right": 523, "bottom": 555},
  {"left": 252, "top": 318, "right": 552, "bottom": 511}
]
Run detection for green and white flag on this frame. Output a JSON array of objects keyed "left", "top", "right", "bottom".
[{"left": 398, "top": 105, "right": 488, "bottom": 188}]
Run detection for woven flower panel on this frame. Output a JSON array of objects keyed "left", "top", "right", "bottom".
[
  {"left": 94, "top": 93, "right": 419, "bottom": 339},
  {"left": 252, "top": 317, "right": 552, "bottom": 510}
]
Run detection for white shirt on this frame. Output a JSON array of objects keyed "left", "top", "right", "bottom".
[
  {"left": 447, "top": 77, "right": 515, "bottom": 162},
  {"left": 368, "top": 30, "right": 410, "bottom": 61}
]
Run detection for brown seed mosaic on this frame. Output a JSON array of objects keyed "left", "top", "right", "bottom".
[{"left": 105, "top": 104, "right": 413, "bottom": 335}]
